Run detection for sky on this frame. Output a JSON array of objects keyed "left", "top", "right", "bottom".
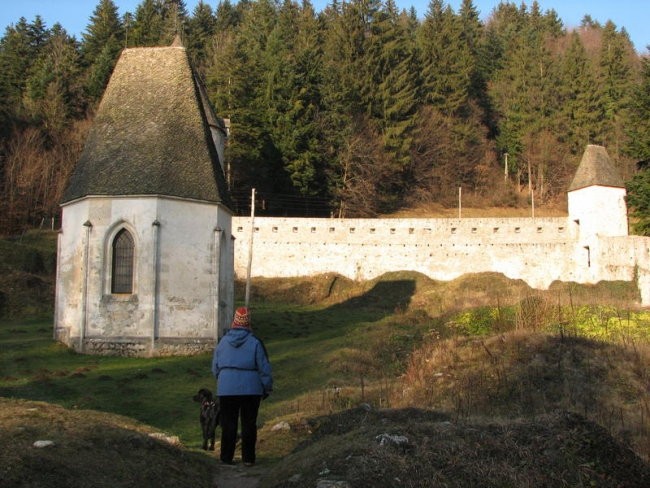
[{"left": 0, "top": 0, "right": 648, "bottom": 53}]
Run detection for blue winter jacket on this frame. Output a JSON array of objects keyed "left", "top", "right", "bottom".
[{"left": 211, "top": 328, "right": 273, "bottom": 397}]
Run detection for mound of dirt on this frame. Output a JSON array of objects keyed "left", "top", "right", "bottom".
[
  {"left": 3, "top": 392, "right": 649, "bottom": 487},
  {"left": 261, "top": 406, "right": 650, "bottom": 487},
  {"left": 0, "top": 398, "right": 221, "bottom": 488}
]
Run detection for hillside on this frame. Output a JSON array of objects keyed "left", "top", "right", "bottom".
[
  {"left": 0, "top": 398, "right": 220, "bottom": 488},
  {"left": 2, "top": 0, "right": 648, "bottom": 234},
  {"left": 1, "top": 232, "right": 649, "bottom": 486},
  {"left": 262, "top": 407, "right": 650, "bottom": 487},
  {"left": 0, "top": 231, "right": 57, "bottom": 319},
  {"left": 1, "top": 398, "right": 648, "bottom": 488}
]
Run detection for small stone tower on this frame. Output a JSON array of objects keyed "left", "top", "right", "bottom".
[
  {"left": 55, "top": 41, "right": 234, "bottom": 356},
  {"left": 567, "top": 144, "right": 628, "bottom": 241}
]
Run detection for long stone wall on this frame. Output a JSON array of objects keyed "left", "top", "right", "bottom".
[{"left": 232, "top": 216, "right": 650, "bottom": 306}]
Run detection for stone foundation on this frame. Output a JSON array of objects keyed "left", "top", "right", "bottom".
[{"left": 69, "top": 336, "right": 215, "bottom": 357}]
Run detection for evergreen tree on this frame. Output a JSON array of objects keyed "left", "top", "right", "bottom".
[
  {"left": 458, "top": 0, "right": 495, "bottom": 136},
  {"left": 85, "top": 42, "right": 120, "bottom": 101},
  {"left": 0, "top": 19, "right": 37, "bottom": 124},
  {"left": 130, "top": 0, "right": 164, "bottom": 46},
  {"left": 374, "top": 0, "right": 418, "bottom": 170},
  {"left": 206, "top": 0, "right": 279, "bottom": 203},
  {"left": 320, "top": 0, "right": 367, "bottom": 118},
  {"left": 626, "top": 169, "right": 650, "bottom": 235},
  {"left": 81, "top": 0, "right": 123, "bottom": 63},
  {"left": 598, "top": 20, "right": 635, "bottom": 161},
  {"left": 159, "top": 0, "right": 189, "bottom": 44},
  {"left": 459, "top": 0, "right": 481, "bottom": 53},
  {"left": 458, "top": 0, "right": 485, "bottom": 98},
  {"left": 264, "top": 0, "right": 325, "bottom": 199},
  {"left": 489, "top": 2, "right": 562, "bottom": 183},
  {"left": 0, "top": 16, "right": 50, "bottom": 122},
  {"left": 557, "top": 32, "right": 604, "bottom": 153},
  {"left": 626, "top": 48, "right": 650, "bottom": 162},
  {"left": 480, "top": 0, "right": 527, "bottom": 83},
  {"left": 26, "top": 15, "right": 50, "bottom": 49},
  {"left": 214, "top": 0, "right": 242, "bottom": 31},
  {"left": 319, "top": 0, "right": 381, "bottom": 214},
  {"left": 417, "top": 0, "right": 473, "bottom": 115},
  {"left": 529, "top": 0, "right": 563, "bottom": 37},
  {"left": 319, "top": 0, "right": 362, "bottom": 176},
  {"left": 81, "top": 0, "right": 124, "bottom": 101},
  {"left": 24, "top": 25, "right": 84, "bottom": 133},
  {"left": 186, "top": 0, "right": 216, "bottom": 74},
  {"left": 415, "top": 1, "right": 493, "bottom": 198}
]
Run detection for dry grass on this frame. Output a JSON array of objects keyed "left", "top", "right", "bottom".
[
  {"left": 261, "top": 407, "right": 650, "bottom": 488},
  {"left": 2, "top": 260, "right": 649, "bottom": 486},
  {"left": 241, "top": 273, "right": 650, "bottom": 487},
  {"left": 397, "top": 329, "right": 650, "bottom": 461},
  {"left": 0, "top": 397, "right": 220, "bottom": 488},
  {"left": 382, "top": 201, "right": 568, "bottom": 218}
]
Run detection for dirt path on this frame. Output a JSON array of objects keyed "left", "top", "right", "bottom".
[{"left": 213, "top": 462, "right": 265, "bottom": 488}]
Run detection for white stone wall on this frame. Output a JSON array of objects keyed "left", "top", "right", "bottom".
[
  {"left": 232, "top": 215, "right": 650, "bottom": 306},
  {"left": 55, "top": 196, "right": 234, "bottom": 355},
  {"left": 596, "top": 235, "right": 650, "bottom": 303},
  {"left": 233, "top": 216, "right": 577, "bottom": 286}
]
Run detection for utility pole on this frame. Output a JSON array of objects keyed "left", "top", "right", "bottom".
[
  {"left": 528, "top": 159, "right": 533, "bottom": 218},
  {"left": 504, "top": 153, "right": 508, "bottom": 182},
  {"left": 458, "top": 187, "right": 462, "bottom": 219},
  {"left": 531, "top": 189, "right": 535, "bottom": 219},
  {"left": 245, "top": 188, "right": 255, "bottom": 307}
]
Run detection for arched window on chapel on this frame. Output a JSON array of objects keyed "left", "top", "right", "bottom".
[{"left": 111, "top": 229, "right": 134, "bottom": 294}]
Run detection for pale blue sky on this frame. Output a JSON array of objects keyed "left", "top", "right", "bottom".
[{"left": 1, "top": 0, "right": 648, "bottom": 52}]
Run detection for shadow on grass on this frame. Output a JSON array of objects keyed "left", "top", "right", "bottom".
[
  {"left": 0, "top": 279, "right": 417, "bottom": 445},
  {"left": 250, "top": 279, "right": 417, "bottom": 416},
  {"left": 254, "top": 279, "right": 417, "bottom": 341}
]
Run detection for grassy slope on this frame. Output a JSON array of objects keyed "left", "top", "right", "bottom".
[
  {"left": 0, "top": 397, "right": 220, "bottom": 488},
  {"left": 1, "top": 230, "right": 650, "bottom": 486},
  {"left": 0, "top": 231, "right": 57, "bottom": 319}
]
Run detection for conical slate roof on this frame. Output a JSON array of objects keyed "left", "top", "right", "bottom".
[
  {"left": 568, "top": 145, "right": 624, "bottom": 191},
  {"left": 62, "top": 44, "right": 231, "bottom": 207}
]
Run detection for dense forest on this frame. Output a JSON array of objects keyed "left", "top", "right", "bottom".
[{"left": 1, "top": 0, "right": 649, "bottom": 234}]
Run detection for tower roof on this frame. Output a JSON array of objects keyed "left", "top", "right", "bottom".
[
  {"left": 568, "top": 145, "right": 624, "bottom": 192},
  {"left": 62, "top": 45, "right": 231, "bottom": 208}
]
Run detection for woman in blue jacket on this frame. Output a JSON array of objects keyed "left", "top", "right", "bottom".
[{"left": 212, "top": 306, "right": 273, "bottom": 465}]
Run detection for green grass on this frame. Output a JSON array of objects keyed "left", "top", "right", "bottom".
[
  {"left": 0, "top": 230, "right": 57, "bottom": 318},
  {"left": 1, "top": 272, "right": 648, "bottom": 460},
  {"left": 239, "top": 296, "right": 425, "bottom": 420},
  {"left": 0, "top": 317, "right": 213, "bottom": 446},
  {"left": 0, "top": 230, "right": 57, "bottom": 275},
  {"left": 0, "top": 273, "right": 434, "bottom": 452},
  {"left": 0, "top": 296, "right": 409, "bottom": 448}
]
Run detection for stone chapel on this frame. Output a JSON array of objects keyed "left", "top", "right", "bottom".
[{"left": 54, "top": 39, "right": 234, "bottom": 356}]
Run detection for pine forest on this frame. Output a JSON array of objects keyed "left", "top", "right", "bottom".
[{"left": 1, "top": 0, "right": 650, "bottom": 234}]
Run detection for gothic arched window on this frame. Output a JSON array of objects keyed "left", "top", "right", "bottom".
[{"left": 111, "top": 229, "right": 134, "bottom": 294}]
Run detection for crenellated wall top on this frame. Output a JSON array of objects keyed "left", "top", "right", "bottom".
[{"left": 232, "top": 216, "right": 575, "bottom": 245}]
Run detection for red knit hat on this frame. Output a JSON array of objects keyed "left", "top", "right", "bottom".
[{"left": 232, "top": 307, "right": 251, "bottom": 329}]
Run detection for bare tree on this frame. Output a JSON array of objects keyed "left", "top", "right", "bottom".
[{"left": 1, "top": 119, "right": 89, "bottom": 235}]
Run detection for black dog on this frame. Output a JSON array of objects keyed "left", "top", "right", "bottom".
[{"left": 192, "top": 388, "right": 220, "bottom": 451}]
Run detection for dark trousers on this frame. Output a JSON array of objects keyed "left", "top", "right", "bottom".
[{"left": 218, "top": 395, "right": 261, "bottom": 464}]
